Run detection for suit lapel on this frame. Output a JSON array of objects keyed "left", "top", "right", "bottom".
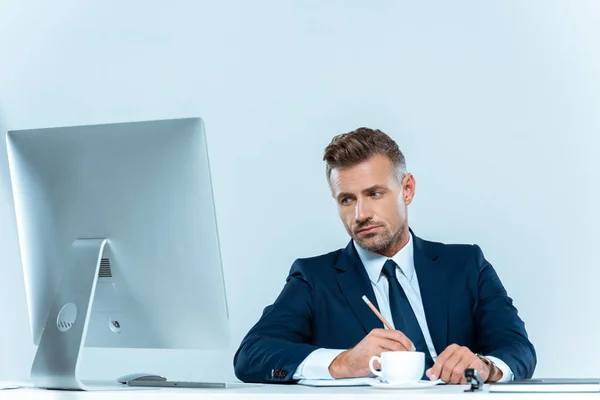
[
  {"left": 412, "top": 232, "right": 449, "bottom": 354},
  {"left": 334, "top": 241, "right": 383, "bottom": 334}
]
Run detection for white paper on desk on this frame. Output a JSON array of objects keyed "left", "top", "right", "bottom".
[
  {"left": 0, "top": 380, "right": 32, "bottom": 390},
  {"left": 489, "top": 378, "right": 600, "bottom": 393},
  {"left": 489, "top": 383, "right": 600, "bottom": 393},
  {"left": 298, "top": 377, "right": 376, "bottom": 387},
  {"left": 0, "top": 384, "right": 26, "bottom": 390}
]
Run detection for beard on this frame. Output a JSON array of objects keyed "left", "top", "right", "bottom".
[{"left": 353, "top": 222, "right": 402, "bottom": 253}]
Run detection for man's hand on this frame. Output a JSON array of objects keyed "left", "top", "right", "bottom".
[
  {"left": 425, "top": 344, "right": 502, "bottom": 384},
  {"left": 328, "top": 328, "right": 415, "bottom": 379}
]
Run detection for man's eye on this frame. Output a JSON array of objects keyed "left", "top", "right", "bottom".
[
  {"left": 371, "top": 192, "right": 383, "bottom": 198},
  {"left": 340, "top": 198, "right": 352, "bottom": 205}
]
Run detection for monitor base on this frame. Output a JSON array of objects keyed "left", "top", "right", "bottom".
[{"left": 31, "top": 239, "right": 108, "bottom": 391}]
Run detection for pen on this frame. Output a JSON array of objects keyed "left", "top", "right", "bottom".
[{"left": 361, "top": 295, "right": 394, "bottom": 331}]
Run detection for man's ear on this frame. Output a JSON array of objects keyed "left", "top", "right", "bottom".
[{"left": 403, "top": 173, "right": 416, "bottom": 205}]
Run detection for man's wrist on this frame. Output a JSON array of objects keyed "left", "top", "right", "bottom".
[
  {"left": 328, "top": 350, "right": 348, "bottom": 379},
  {"left": 476, "top": 354, "right": 502, "bottom": 382},
  {"left": 489, "top": 363, "right": 503, "bottom": 382}
]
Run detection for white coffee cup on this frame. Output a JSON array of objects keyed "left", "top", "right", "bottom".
[{"left": 369, "top": 351, "right": 425, "bottom": 383}]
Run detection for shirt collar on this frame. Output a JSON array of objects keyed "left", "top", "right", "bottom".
[{"left": 354, "top": 232, "right": 415, "bottom": 284}]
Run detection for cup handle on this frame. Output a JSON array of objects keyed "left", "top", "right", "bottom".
[{"left": 369, "top": 355, "right": 382, "bottom": 377}]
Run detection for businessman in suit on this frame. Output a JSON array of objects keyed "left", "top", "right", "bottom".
[{"left": 233, "top": 127, "right": 536, "bottom": 384}]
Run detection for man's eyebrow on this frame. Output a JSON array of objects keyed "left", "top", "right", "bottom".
[
  {"left": 336, "top": 185, "right": 388, "bottom": 201},
  {"left": 362, "top": 185, "right": 388, "bottom": 193}
]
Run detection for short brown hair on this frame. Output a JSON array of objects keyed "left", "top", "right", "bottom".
[{"left": 323, "top": 127, "right": 407, "bottom": 182}]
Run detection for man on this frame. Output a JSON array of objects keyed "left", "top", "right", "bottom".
[{"left": 233, "top": 128, "right": 536, "bottom": 384}]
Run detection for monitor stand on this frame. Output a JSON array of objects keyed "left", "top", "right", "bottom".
[
  {"left": 27, "top": 239, "right": 240, "bottom": 391},
  {"left": 29, "top": 239, "right": 128, "bottom": 391}
]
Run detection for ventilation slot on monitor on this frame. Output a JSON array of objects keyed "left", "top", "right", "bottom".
[
  {"left": 99, "top": 258, "right": 112, "bottom": 278},
  {"left": 58, "top": 321, "right": 74, "bottom": 330}
]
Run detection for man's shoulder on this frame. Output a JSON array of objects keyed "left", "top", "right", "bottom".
[
  {"left": 414, "top": 233, "right": 489, "bottom": 275},
  {"left": 286, "top": 246, "right": 346, "bottom": 280},
  {"left": 414, "top": 233, "right": 483, "bottom": 261},
  {"left": 293, "top": 247, "right": 344, "bottom": 268}
]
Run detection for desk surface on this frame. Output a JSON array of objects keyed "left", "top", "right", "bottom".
[{"left": 2, "top": 382, "right": 600, "bottom": 399}]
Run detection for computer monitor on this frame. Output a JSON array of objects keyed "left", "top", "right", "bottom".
[{"left": 5, "top": 117, "right": 230, "bottom": 390}]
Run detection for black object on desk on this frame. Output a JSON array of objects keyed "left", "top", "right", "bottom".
[
  {"left": 117, "top": 373, "right": 257, "bottom": 389},
  {"left": 464, "top": 368, "right": 484, "bottom": 392},
  {"left": 129, "top": 379, "right": 228, "bottom": 388}
]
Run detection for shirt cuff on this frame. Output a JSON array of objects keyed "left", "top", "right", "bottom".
[
  {"left": 485, "top": 355, "right": 514, "bottom": 382},
  {"left": 292, "top": 348, "right": 345, "bottom": 380}
]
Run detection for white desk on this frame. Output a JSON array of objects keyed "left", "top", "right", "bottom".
[{"left": 1, "top": 383, "right": 599, "bottom": 399}]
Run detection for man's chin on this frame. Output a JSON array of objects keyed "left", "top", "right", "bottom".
[{"left": 355, "top": 238, "right": 388, "bottom": 253}]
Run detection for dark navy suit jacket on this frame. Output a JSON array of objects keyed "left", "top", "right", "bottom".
[{"left": 233, "top": 232, "right": 536, "bottom": 383}]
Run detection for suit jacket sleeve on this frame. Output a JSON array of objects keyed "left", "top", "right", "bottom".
[
  {"left": 473, "top": 244, "right": 537, "bottom": 380},
  {"left": 233, "top": 259, "right": 320, "bottom": 383}
]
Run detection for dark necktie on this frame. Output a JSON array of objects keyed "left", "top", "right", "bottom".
[{"left": 381, "top": 259, "right": 434, "bottom": 373}]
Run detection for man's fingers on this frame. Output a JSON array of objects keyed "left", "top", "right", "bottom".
[
  {"left": 449, "top": 358, "right": 470, "bottom": 384},
  {"left": 372, "top": 360, "right": 381, "bottom": 371},
  {"left": 389, "top": 330, "right": 415, "bottom": 351},
  {"left": 428, "top": 344, "right": 459, "bottom": 380},
  {"left": 373, "top": 329, "right": 415, "bottom": 351},
  {"left": 439, "top": 350, "right": 463, "bottom": 383},
  {"left": 369, "top": 328, "right": 387, "bottom": 337},
  {"left": 378, "top": 337, "right": 412, "bottom": 352}
]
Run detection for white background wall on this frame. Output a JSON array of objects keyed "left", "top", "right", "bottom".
[{"left": 1, "top": 0, "right": 599, "bottom": 382}]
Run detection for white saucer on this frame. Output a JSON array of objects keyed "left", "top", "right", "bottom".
[{"left": 367, "top": 379, "right": 443, "bottom": 389}]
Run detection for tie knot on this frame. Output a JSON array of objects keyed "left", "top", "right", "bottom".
[{"left": 381, "top": 259, "right": 398, "bottom": 280}]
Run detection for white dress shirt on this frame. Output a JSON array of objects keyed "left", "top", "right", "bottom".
[{"left": 293, "top": 233, "right": 514, "bottom": 382}]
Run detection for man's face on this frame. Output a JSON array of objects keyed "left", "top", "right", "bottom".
[{"left": 329, "top": 154, "right": 415, "bottom": 255}]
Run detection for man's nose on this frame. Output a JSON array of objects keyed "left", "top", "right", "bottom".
[{"left": 355, "top": 199, "right": 374, "bottom": 222}]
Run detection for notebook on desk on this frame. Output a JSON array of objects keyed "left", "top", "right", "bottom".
[{"left": 489, "top": 378, "right": 600, "bottom": 393}]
